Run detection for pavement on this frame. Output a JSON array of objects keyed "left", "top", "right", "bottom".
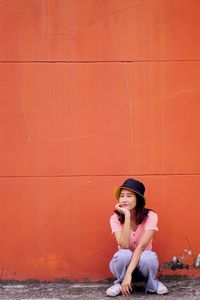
[{"left": 0, "top": 277, "right": 200, "bottom": 300}]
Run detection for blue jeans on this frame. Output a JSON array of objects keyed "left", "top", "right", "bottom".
[{"left": 109, "top": 249, "right": 159, "bottom": 292}]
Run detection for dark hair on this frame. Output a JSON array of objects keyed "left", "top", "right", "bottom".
[{"left": 114, "top": 192, "right": 151, "bottom": 225}]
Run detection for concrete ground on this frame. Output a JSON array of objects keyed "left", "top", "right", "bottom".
[{"left": 0, "top": 278, "right": 199, "bottom": 300}]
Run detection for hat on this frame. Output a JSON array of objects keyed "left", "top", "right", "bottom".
[{"left": 114, "top": 178, "right": 146, "bottom": 203}]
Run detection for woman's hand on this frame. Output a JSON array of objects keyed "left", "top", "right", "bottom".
[
  {"left": 115, "top": 203, "right": 130, "bottom": 216},
  {"left": 121, "top": 272, "right": 132, "bottom": 296}
]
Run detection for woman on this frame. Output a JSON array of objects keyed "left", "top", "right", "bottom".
[{"left": 106, "top": 178, "right": 168, "bottom": 297}]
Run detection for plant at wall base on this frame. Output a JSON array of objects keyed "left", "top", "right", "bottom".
[
  {"left": 160, "top": 249, "right": 200, "bottom": 271},
  {"left": 193, "top": 253, "right": 200, "bottom": 269}
]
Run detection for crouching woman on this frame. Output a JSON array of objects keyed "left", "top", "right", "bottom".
[{"left": 106, "top": 178, "right": 168, "bottom": 297}]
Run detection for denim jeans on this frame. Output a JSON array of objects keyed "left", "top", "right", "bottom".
[{"left": 109, "top": 249, "right": 159, "bottom": 292}]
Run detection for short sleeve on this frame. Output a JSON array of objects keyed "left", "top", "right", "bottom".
[
  {"left": 144, "top": 211, "right": 158, "bottom": 231},
  {"left": 110, "top": 214, "right": 123, "bottom": 234}
]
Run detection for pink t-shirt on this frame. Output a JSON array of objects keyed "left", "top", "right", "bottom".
[{"left": 110, "top": 211, "right": 158, "bottom": 251}]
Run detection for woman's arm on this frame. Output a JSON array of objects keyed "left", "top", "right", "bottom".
[
  {"left": 121, "top": 230, "right": 155, "bottom": 296},
  {"left": 113, "top": 204, "right": 131, "bottom": 248}
]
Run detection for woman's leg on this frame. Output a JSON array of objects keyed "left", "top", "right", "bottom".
[
  {"left": 137, "top": 250, "right": 159, "bottom": 292},
  {"left": 109, "top": 249, "right": 132, "bottom": 284}
]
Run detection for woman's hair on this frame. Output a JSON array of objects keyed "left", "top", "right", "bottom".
[{"left": 114, "top": 192, "right": 151, "bottom": 225}]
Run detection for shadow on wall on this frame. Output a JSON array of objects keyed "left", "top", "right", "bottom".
[{"left": 160, "top": 249, "right": 200, "bottom": 271}]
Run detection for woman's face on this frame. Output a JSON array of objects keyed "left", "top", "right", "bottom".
[{"left": 118, "top": 189, "right": 137, "bottom": 211}]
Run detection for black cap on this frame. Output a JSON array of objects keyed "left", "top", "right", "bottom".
[{"left": 114, "top": 178, "right": 146, "bottom": 203}]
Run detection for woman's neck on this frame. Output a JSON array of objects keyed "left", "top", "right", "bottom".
[{"left": 130, "top": 209, "right": 136, "bottom": 222}]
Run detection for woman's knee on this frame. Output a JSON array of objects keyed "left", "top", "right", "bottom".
[
  {"left": 113, "top": 249, "right": 133, "bottom": 264},
  {"left": 139, "top": 250, "right": 159, "bottom": 269}
]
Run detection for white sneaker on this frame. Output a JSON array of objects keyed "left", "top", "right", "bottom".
[
  {"left": 106, "top": 283, "right": 121, "bottom": 297},
  {"left": 156, "top": 281, "right": 168, "bottom": 295}
]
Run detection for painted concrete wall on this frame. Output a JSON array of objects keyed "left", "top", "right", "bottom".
[{"left": 0, "top": 0, "right": 200, "bottom": 280}]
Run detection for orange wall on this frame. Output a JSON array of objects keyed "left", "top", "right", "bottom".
[{"left": 0, "top": 0, "right": 200, "bottom": 280}]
